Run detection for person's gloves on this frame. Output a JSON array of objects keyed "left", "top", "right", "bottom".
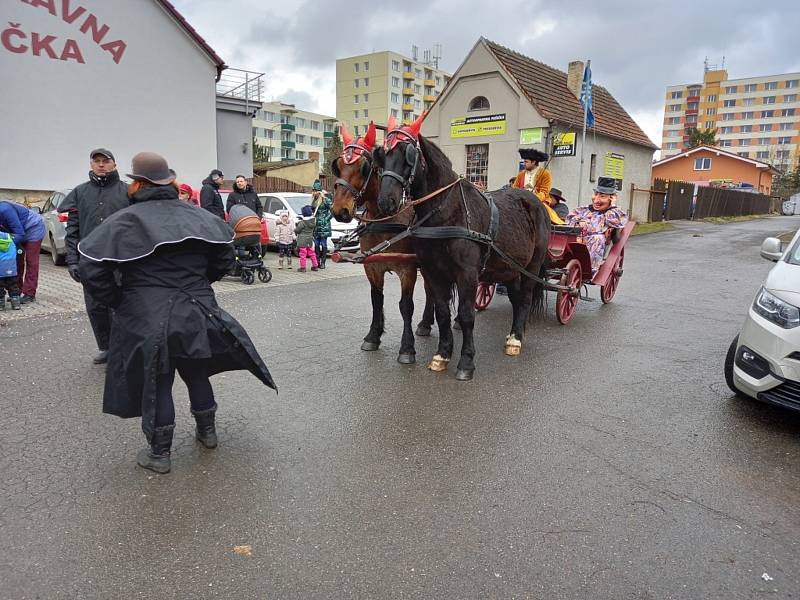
[{"left": 68, "top": 265, "right": 81, "bottom": 283}]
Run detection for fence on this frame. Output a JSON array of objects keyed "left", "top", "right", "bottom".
[
  {"left": 250, "top": 175, "right": 336, "bottom": 194},
  {"left": 647, "top": 178, "right": 777, "bottom": 221}
]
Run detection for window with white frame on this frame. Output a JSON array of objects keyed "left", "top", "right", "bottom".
[
  {"left": 760, "top": 124, "right": 772, "bottom": 132},
  {"left": 354, "top": 62, "right": 359, "bottom": 73},
  {"left": 363, "top": 93, "right": 368, "bottom": 102},
  {"left": 720, "top": 126, "right": 733, "bottom": 134},
  {"left": 694, "top": 157, "right": 712, "bottom": 170},
  {"left": 392, "top": 60, "right": 400, "bottom": 71},
  {"left": 391, "top": 92, "right": 399, "bottom": 103},
  {"left": 720, "top": 139, "right": 732, "bottom": 147},
  {"left": 725, "top": 85, "right": 737, "bottom": 94},
  {"left": 742, "top": 111, "right": 754, "bottom": 119},
  {"left": 392, "top": 77, "right": 400, "bottom": 88},
  {"left": 687, "top": 102, "right": 698, "bottom": 109},
  {"left": 295, "top": 134, "right": 306, "bottom": 144},
  {"left": 762, "top": 110, "right": 774, "bottom": 118},
  {"left": 743, "top": 98, "right": 755, "bottom": 106},
  {"left": 296, "top": 150, "right": 306, "bottom": 159},
  {"left": 363, "top": 77, "right": 369, "bottom": 86},
  {"left": 756, "top": 151, "right": 770, "bottom": 159},
  {"left": 362, "top": 109, "right": 368, "bottom": 117},
  {"left": 740, "top": 124, "right": 753, "bottom": 132},
  {"left": 723, "top": 99, "right": 736, "bottom": 107},
  {"left": 778, "top": 136, "right": 792, "bottom": 144},
  {"left": 704, "top": 121, "right": 714, "bottom": 128},
  {"left": 354, "top": 79, "right": 359, "bottom": 88},
  {"left": 722, "top": 113, "right": 734, "bottom": 121},
  {"left": 777, "top": 150, "right": 791, "bottom": 159},
  {"left": 782, "top": 108, "right": 796, "bottom": 116},
  {"left": 785, "top": 94, "right": 797, "bottom": 102},
  {"left": 363, "top": 61, "right": 369, "bottom": 71},
  {"left": 686, "top": 115, "right": 697, "bottom": 123},
  {"left": 780, "top": 122, "right": 793, "bottom": 130},
  {"left": 669, "top": 103, "right": 681, "bottom": 111},
  {"left": 414, "top": 84, "right": 421, "bottom": 94},
  {"left": 706, "top": 107, "right": 716, "bottom": 115},
  {"left": 667, "top": 117, "right": 680, "bottom": 124},
  {"left": 666, "top": 142, "right": 678, "bottom": 150},
  {"left": 763, "top": 96, "right": 776, "bottom": 104},
  {"left": 706, "top": 94, "right": 717, "bottom": 102},
  {"left": 758, "top": 137, "right": 771, "bottom": 145},
  {"left": 786, "top": 80, "right": 799, "bottom": 88},
  {"left": 465, "top": 144, "right": 489, "bottom": 188},
  {"left": 671, "top": 91, "right": 682, "bottom": 99},
  {"left": 739, "top": 138, "right": 751, "bottom": 146},
  {"left": 765, "top": 81, "right": 777, "bottom": 90},
  {"left": 414, "top": 99, "right": 421, "bottom": 110},
  {"left": 390, "top": 108, "right": 399, "bottom": 118},
  {"left": 353, "top": 95, "right": 359, "bottom": 104},
  {"left": 353, "top": 110, "right": 358, "bottom": 119},
  {"left": 744, "top": 83, "right": 757, "bottom": 92}
]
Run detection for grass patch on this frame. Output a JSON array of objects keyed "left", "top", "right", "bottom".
[
  {"left": 630, "top": 221, "right": 674, "bottom": 236},
  {"left": 699, "top": 215, "right": 766, "bottom": 225}
]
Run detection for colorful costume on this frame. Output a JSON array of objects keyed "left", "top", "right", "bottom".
[
  {"left": 513, "top": 148, "right": 563, "bottom": 224},
  {"left": 566, "top": 205, "right": 628, "bottom": 273}
]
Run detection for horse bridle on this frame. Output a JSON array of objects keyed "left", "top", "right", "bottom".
[
  {"left": 380, "top": 129, "right": 423, "bottom": 206},
  {"left": 334, "top": 143, "right": 375, "bottom": 203}
]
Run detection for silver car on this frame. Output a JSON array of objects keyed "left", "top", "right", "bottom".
[{"left": 39, "top": 189, "right": 70, "bottom": 265}]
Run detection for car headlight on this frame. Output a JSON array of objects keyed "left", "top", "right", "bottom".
[{"left": 753, "top": 287, "right": 800, "bottom": 328}]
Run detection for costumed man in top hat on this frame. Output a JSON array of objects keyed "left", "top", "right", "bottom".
[
  {"left": 79, "top": 152, "right": 276, "bottom": 474},
  {"left": 512, "top": 148, "right": 563, "bottom": 224},
  {"left": 564, "top": 176, "right": 628, "bottom": 274}
]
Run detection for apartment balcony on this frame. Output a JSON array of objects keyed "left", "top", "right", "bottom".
[
  {"left": 402, "top": 87, "right": 415, "bottom": 95},
  {"left": 423, "top": 79, "right": 435, "bottom": 86},
  {"left": 323, "top": 131, "right": 336, "bottom": 138},
  {"left": 402, "top": 71, "right": 415, "bottom": 80},
  {"left": 281, "top": 140, "right": 296, "bottom": 148},
  {"left": 281, "top": 123, "right": 295, "bottom": 131},
  {"left": 685, "top": 108, "right": 698, "bottom": 115},
  {"left": 423, "top": 94, "right": 436, "bottom": 102},
  {"left": 687, "top": 95, "right": 700, "bottom": 102},
  {"left": 402, "top": 103, "right": 414, "bottom": 111}
]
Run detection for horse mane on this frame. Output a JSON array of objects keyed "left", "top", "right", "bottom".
[{"left": 418, "top": 135, "right": 456, "bottom": 188}]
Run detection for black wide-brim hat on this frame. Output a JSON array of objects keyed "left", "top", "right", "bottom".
[
  {"left": 127, "top": 152, "right": 175, "bottom": 185},
  {"left": 549, "top": 187, "right": 566, "bottom": 203},
  {"left": 519, "top": 148, "right": 549, "bottom": 163}
]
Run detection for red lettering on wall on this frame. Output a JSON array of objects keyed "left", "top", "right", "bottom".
[
  {"left": 27, "top": 0, "right": 57, "bottom": 16},
  {"left": 100, "top": 39, "right": 126, "bottom": 64},
  {"left": 78, "top": 14, "right": 108, "bottom": 44},
  {"left": 1, "top": 23, "right": 28, "bottom": 53},
  {"left": 30, "top": 32, "right": 57, "bottom": 58},
  {"left": 59, "top": 38, "right": 84, "bottom": 63},
  {"left": 60, "top": 0, "right": 87, "bottom": 25}
]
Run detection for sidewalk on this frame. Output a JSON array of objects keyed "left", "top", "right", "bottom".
[{"left": 0, "top": 253, "right": 362, "bottom": 325}]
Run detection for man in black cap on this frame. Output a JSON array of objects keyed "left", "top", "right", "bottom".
[
  {"left": 200, "top": 169, "right": 226, "bottom": 219},
  {"left": 62, "top": 148, "right": 130, "bottom": 364},
  {"left": 547, "top": 187, "right": 570, "bottom": 220}
]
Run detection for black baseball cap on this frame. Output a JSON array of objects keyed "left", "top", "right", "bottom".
[{"left": 90, "top": 148, "right": 115, "bottom": 161}]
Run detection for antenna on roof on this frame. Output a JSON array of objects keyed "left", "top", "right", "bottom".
[
  {"left": 412, "top": 45, "right": 418, "bottom": 61},
  {"left": 433, "top": 43, "right": 442, "bottom": 69}
]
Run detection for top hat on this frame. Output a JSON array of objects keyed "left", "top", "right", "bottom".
[
  {"left": 594, "top": 176, "right": 618, "bottom": 195},
  {"left": 127, "top": 152, "right": 175, "bottom": 185}
]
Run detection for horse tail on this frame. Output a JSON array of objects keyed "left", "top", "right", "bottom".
[{"left": 529, "top": 206, "right": 551, "bottom": 321}]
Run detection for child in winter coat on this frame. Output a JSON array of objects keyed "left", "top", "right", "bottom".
[
  {"left": 0, "top": 232, "right": 21, "bottom": 310},
  {"left": 294, "top": 205, "right": 318, "bottom": 272},
  {"left": 274, "top": 210, "right": 296, "bottom": 269}
]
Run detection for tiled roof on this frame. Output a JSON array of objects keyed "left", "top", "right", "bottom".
[{"left": 482, "top": 39, "right": 657, "bottom": 149}]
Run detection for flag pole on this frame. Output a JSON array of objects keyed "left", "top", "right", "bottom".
[{"left": 577, "top": 59, "right": 591, "bottom": 204}]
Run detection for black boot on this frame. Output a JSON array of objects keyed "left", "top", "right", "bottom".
[
  {"left": 192, "top": 404, "right": 218, "bottom": 449},
  {"left": 136, "top": 424, "right": 174, "bottom": 474},
  {"left": 319, "top": 253, "right": 327, "bottom": 269},
  {"left": 10, "top": 295, "right": 21, "bottom": 310}
]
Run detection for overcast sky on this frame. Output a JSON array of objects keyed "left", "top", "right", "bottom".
[{"left": 174, "top": 0, "right": 800, "bottom": 150}]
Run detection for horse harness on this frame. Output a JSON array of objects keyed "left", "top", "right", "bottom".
[{"left": 333, "top": 143, "right": 375, "bottom": 203}]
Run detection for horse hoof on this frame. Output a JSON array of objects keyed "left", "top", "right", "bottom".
[
  {"left": 455, "top": 368, "right": 474, "bottom": 381},
  {"left": 504, "top": 337, "right": 522, "bottom": 356},
  {"left": 428, "top": 354, "right": 450, "bottom": 372},
  {"left": 415, "top": 325, "right": 432, "bottom": 337},
  {"left": 397, "top": 353, "right": 416, "bottom": 364},
  {"left": 361, "top": 341, "right": 380, "bottom": 352}
]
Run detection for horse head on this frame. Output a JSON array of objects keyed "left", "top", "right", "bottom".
[
  {"left": 377, "top": 112, "right": 427, "bottom": 215},
  {"left": 331, "top": 121, "right": 378, "bottom": 223}
]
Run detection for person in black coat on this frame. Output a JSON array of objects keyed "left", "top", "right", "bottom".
[
  {"left": 62, "top": 148, "right": 130, "bottom": 364},
  {"left": 200, "top": 168, "right": 226, "bottom": 219},
  {"left": 226, "top": 175, "right": 263, "bottom": 218},
  {"left": 79, "top": 153, "right": 276, "bottom": 474}
]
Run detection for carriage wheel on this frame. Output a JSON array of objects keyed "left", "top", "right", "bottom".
[
  {"left": 258, "top": 267, "right": 272, "bottom": 283},
  {"left": 242, "top": 271, "right": 255, "bottom": 285},
  {"left": 475, "top": 282, "right": 496, "bottom": 311},
  {"left": 556, "top": 259, "right": 582, "bottom": 325},
  {"left": 601, "top": 248, "right": 625, "bottom": 304}
]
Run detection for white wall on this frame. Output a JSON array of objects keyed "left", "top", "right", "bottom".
[
  {"left": 217, "top": 107, "right": 253, "bottom": 178},
  {"left": 0, "top": 0, "right": 219, "bottom": 192}
]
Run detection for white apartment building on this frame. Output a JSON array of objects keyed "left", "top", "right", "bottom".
[{"left": 252, "top": 102, "right": 338, "bottom": 163}]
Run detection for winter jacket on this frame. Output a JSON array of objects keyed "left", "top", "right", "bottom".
[
  {"left": 226, "top": 184, "right": 263, "bottom": 218},
  {"left": 313, "top": 193, "right": 333, "bottom": 238},
  {"left": 61, "top": 170, "right": 129, "bottom": 266},
  {"left": 78, "top": 184, "right": 275, "bottom": 437},
  {"left": 200, "top": 177, "right": 225, "bottom": 219},
  {"left": 0, "top": 200, "right": 46, "bottom": 245},
  {"left": 275, "top": 217, "right": 296, "bottom": 245},
  {"left": 0, "top": 232, "right": 17, "bottom": 278},
  {"left": 294, "top": 217, "right": 316, "bottom": 247}
]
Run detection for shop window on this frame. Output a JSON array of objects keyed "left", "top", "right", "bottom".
[{"left": 465, "top": 144, "right": 489, "bottom": 188}]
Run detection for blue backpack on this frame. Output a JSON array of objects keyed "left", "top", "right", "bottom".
[{"left": 0, "top": 232, "right": 17, "bottom": 278}]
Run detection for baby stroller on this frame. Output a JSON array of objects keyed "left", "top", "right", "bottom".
[{"left": 228, "top": 204, "right": 272, "bottom": 285}]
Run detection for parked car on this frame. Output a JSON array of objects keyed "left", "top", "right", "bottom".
[
  {"left": 39, "top": 189, "right": 71, "bottom": 265},
  {"left": 259, "top": 192, "right": 359, "bottom": 253},
  {"left": 725, "top": 230, "right": 800, "bottom": 412}
]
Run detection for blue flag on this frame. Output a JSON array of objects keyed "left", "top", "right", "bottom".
[{"left": 581, "top": 63, "right": 595, "bottom": 128}]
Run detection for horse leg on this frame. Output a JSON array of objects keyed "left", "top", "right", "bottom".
[
  {"left": 427, "top": 276, "right": 454, "bottom": 372},
  {"left": 397, "top": 267, "right": 418, "bottom": 364},
  {"left": 361, "top": 265, "right": 385, "bottom": 351},
  {"left": 415, "top": 273, "right": 435, "bottom": 337},
  {"left": 505, "top": 276, "right": 529, "bottom": 356},
  {"left": 454, "top": 275, "right": 478, "bottom": 381}
]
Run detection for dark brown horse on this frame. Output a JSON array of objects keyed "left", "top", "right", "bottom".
[
  {"left": 330, "top": 121, "right": 435, "bottom": 364},
  {"left": 375, "top": 114, "right": 550, "bottom": 381}
]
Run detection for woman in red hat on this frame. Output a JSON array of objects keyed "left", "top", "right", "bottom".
[{"left": 178, "top": 182, "right": 199, "bottom": 206}]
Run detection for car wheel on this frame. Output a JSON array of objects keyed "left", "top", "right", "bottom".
[{"left": 724, "top": 334, "right": 743, "bottom": 397}]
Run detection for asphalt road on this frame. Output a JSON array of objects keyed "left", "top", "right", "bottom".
[{"left": 2, "top": 217, "right": 799, "bottom": 599}]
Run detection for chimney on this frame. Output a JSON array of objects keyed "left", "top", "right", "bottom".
[{"left": 567, "top": 61, "right": 584, "bottom": 100}]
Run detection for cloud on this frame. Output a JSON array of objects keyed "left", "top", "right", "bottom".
[{"left": 173, "top": 0, "right": 800, "bottom": 126}]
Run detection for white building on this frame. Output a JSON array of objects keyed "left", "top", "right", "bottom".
[
  {"left": 0, "top": 0, "right": 259, "bottom": 199},
  {"left": 422, "top": 38, "right": 657, "bottom": 215},
  {"left": 252, "top": 102, "right": 337, "bottom": 164}
]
